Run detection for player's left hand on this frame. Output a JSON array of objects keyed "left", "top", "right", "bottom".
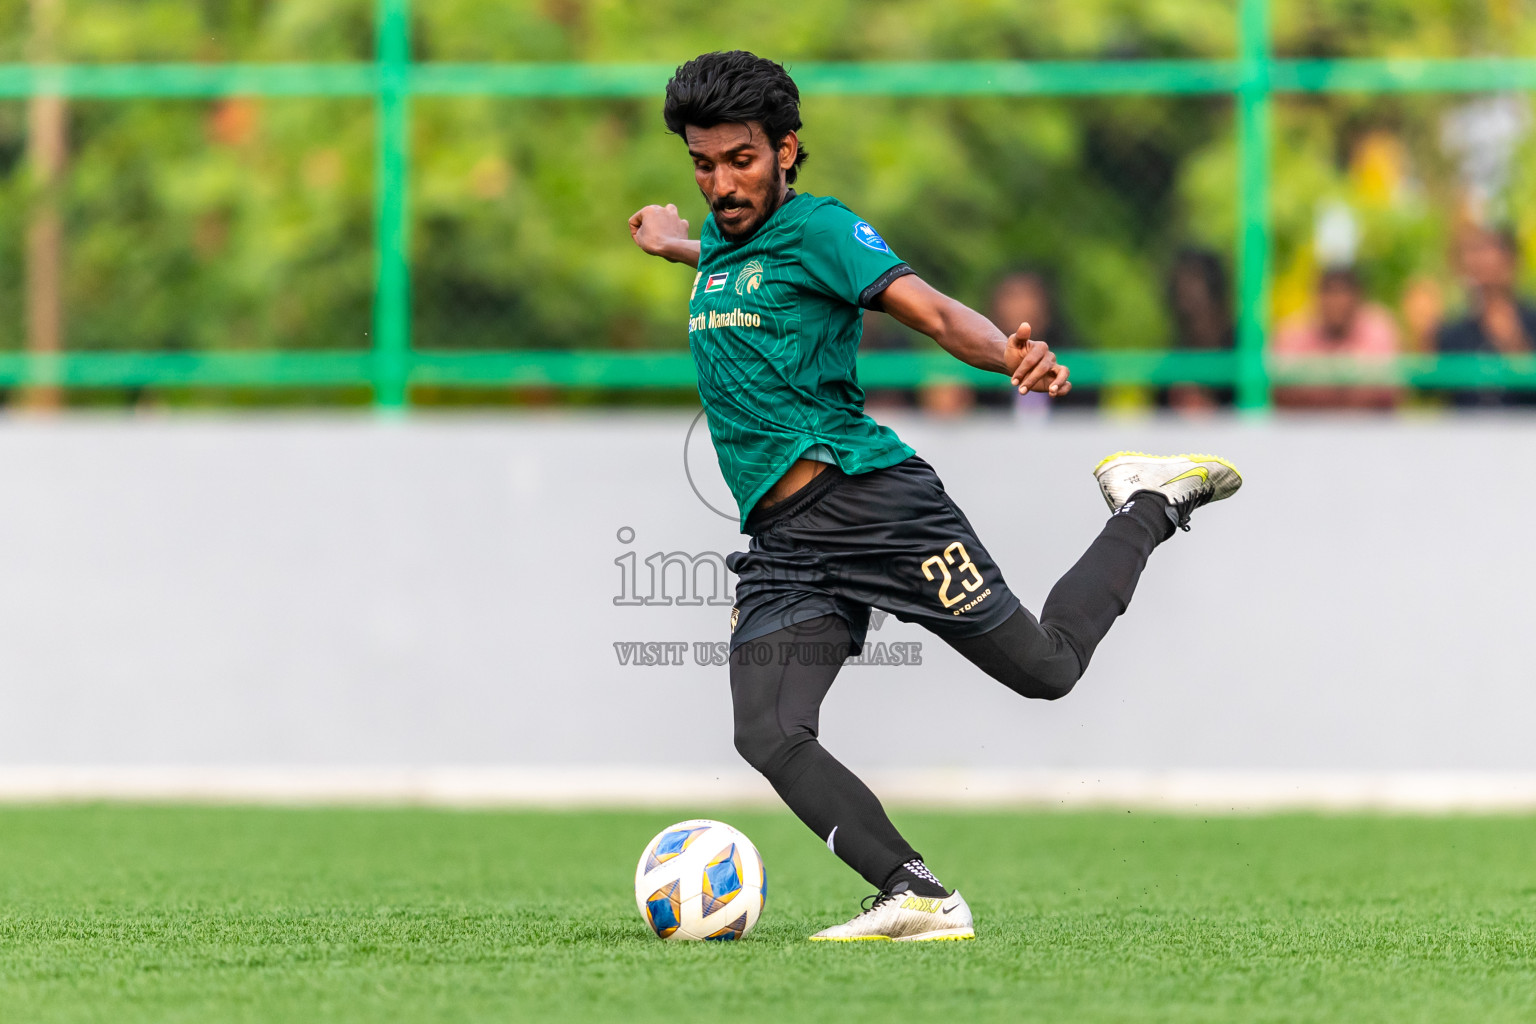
[{"left": 1005, "top": 322, "right": 1072, "bottom": 396}]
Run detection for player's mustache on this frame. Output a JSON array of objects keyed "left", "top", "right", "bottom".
[{"left": 712, "top": 196, "right": 753, "bottom": 213}]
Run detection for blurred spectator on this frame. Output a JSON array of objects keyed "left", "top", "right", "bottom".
[
  {"left": 1163, "top": 248, "right": 1236, "bottom": 414},
  {"left": 859, "top": 309, "right": 919, "bottom": 412},
  {"left": 1400, "top": 275, "right": 1445, "bottom": 354},
  {"left": 1436, "top": 225, "right": 1536, "bottom": 408},
  {"left": 916, "top": 378, "right": 978, "bottom": 417},
  {"left": 862, "top": 270, "right": 1084, "bottom": 419},
  {"left": 911, "top": 272, "right": 1070, "bottom": 419},
  {"left": 987, "top": 268, "right": 1094, "bottom": 415},
  {"left": 1272, "top": 267, "right": 1402, "bottom": 411}
]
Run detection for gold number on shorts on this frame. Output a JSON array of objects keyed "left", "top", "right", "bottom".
[
  {"left": 922, "top": 541, "right": 985, "bottom": 608},
  {"left": 920, "top": 555, "right": 955, "bottom": 606},
  {"left": 947, "top": 542, "right": 985, "bottom": 593}
]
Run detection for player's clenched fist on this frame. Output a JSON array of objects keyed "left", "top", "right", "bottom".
[
  {"left": 1005, "top": 322, "right": 1072, "bottom": 396},
  {"left": 628, "top": 203, "right": 690, "bottom": 260}
]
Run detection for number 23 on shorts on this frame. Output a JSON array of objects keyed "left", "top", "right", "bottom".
[{"left": 921, "top": 541, "right": 984, "bottom": 609}]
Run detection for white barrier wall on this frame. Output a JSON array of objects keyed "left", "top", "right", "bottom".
[{"left": 0, "top": 413, "right": 1533, "bottom": 801}]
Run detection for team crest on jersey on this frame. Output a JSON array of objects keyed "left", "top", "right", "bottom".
[
  {"left": 852, "top": 221, "right": 890, "bottom": 253},
  {"left": 705, "top": 272, "right": 729, "bottom": 293},
  {"left": 734, "top": 260, "right": 764, "bottom": 295}
]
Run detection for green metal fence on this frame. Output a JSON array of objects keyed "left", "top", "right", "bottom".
[{"left": 3, "top": 0, "right": 1535, "bottom": 410}]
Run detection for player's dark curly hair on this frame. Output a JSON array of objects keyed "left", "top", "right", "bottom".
[{"left": 663, "top": 51, "right": 808, "bottom": 185}]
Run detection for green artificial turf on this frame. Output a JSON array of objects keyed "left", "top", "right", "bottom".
[{"left": 1, "top": 805, "right": 1533, "bottom": 1023}]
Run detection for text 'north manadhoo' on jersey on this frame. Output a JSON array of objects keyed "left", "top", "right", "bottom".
[{"left": 689, "top": 192, "right": 918, "bottom": 528}]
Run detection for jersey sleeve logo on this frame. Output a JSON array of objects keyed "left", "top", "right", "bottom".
[
  {"left": 852, "top": 221, "right": 891, "bottom": 253},
  {"left": 734, "top": 260, "right": 764, "bottom": 295}
]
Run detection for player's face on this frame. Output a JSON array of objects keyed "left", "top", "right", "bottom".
[{"left": 685, "top": 122, "right": 797, "bottom": 240}]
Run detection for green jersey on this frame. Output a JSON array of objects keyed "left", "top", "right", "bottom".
[{"left": 688, "top": 191, "right": 917, "bottom": 528}]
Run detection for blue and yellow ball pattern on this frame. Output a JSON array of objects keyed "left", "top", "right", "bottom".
[
  {"left": 644, "top": 880, "right": 683, "bottom": 939},
  {"left": 700, "top": 843, "right": 743, "bottom": 916},
  {"left": 634, "top": 819, "right": 766, "bottom": 941},
  {"left": 644, "top": 825, "right": 709, "bottom": 874}
]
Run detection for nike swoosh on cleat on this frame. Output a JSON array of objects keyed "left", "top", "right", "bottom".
[
  {"left": 942, "top": 904, "right": 959, "bottom": 914},
  {"left": 1163, "top": 467, "right": 1209, "bottom": 485}
]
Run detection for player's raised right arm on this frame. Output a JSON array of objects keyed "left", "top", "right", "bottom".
[{"left": 628, "top": 204, "right": 700, "bottom": 269}]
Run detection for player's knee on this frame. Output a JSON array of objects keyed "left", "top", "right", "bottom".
[
  {"left": 732, "top": 720, "right": 783, "bottom": 773},
  {"left": 994, "top": 661, "right": 1080, "bottom": 701},
  {"left": 956, "top": 611, "right": 1085, "bottom": 701},
  {"left": 733, "top": 722, "right": 812, "bottom": 777},
  {"left": 1005, "top": 630, "right": 1085, "bottom": 700},
  {"left": 1022, "top": 670, "right": 1078, "bottom": 701},
  {"left": 732, "top": 724, "right": 770, "bottom": 771}
]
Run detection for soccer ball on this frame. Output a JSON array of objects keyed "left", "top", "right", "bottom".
[{"left": 634, "top": 819, "right": 766, "bottom": 941}]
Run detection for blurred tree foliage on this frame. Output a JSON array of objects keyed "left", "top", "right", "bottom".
[{"left": 0, "top": 0, "right": 1533, "bottom": 376}]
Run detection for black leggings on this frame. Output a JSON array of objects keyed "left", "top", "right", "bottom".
[{"left": 730, "top": 507, "right": 1167, "bottom": 889}]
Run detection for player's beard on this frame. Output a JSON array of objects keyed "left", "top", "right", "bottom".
[{"left": 712, "top": 168, "right": 787, "bottom": 242}]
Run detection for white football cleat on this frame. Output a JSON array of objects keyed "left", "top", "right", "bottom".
[
  {"left": 808, "top": 889, "right": 975, "bottom": 942},
  {"left": 1092, "top": 451, "right": 1242, "bottom": 531}
]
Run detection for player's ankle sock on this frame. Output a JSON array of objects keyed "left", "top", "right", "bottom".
[
  {"left": 1119, "top": 490, "right": 1177, "bottom": 543},
  {"left": 883, "top": 859, "right": 949, "bottom": 898}
]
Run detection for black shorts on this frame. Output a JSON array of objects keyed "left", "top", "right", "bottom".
[{"left": 726, "top": 455, "right": 1022, "bottom": 653}]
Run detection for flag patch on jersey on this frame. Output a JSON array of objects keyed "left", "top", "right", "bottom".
[
  {"left": 852, "top": 222, "right": 890, "bottom": 253},
  {"left": 705, "top": 272, "right": 729, "bottom": 293}
]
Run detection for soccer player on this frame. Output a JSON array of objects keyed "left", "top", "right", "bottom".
[{"left": 628, "top": 51, "right": 1241, "bottom": 942}]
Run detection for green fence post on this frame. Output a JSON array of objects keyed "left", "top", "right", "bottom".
[
  {"left": 372, "top": 0, "right": 411, "bottom": 411},
  {"left": 1236, "top": 0, "right": 1273, "bottom": 411}
]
